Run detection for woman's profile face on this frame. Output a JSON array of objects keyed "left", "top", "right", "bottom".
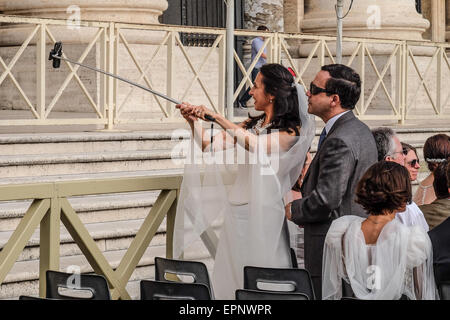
[
  {"left": 250, "top": 72, "right": 274, "bottom": 112},
  {"left": 404, "top": 150, "right": 420, "bottom": 181}
]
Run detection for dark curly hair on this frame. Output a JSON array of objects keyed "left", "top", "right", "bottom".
[
  {"left": 355, "top": 161, "right": 412, "bottom": 215},
  {"left": 244, "top": 64, "right": 301, "bottom": 135}
]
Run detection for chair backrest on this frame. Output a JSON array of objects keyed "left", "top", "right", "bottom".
[
  {"left": 439, "top": 282, "right": 450, "bottom": 300},
  {"left": 19, "top": 296, "right": 49, "bottom": 300},
  {"left": 46, "top": 270, "right": 111, "bottom": 300},
  {"left": 236, "top": 289, "right": 309, "bottom": 300},
  {"left": 154, "top": 257, "right": 212, "bottom": 296},
  {"left": 243, "top": 266, "right": 315, "bottom": 300},
  {"left": 289, "top": 248, "right": 298, "bottom": 269},
  {"left": 140, "top": 280, "right": 211, "bottom": 300}
]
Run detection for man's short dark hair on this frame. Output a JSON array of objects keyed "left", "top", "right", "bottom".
[
  {"left": 371, "top": 127, "right": 396, "bottom": 161},
  {"left": 321, "top": 64, "right": 361, "bottom": 110},
  {"left": 257, "top": 25, "right": 268, "bottom": 31},
  {"left": 433, "top": 161, "right": 449, "bottom": 199}
]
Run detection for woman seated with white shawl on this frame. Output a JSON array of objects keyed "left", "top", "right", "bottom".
[{"left": 322, "top": 161, "right": 438, "bottom": 300}]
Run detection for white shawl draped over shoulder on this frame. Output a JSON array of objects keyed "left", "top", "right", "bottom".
[{"left": 322, "top": 215, "right": 438, "bottom": 300}]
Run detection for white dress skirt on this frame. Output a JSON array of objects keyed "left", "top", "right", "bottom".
[
  {"left": 211, "top": 165, "right": 292, "bottom": 300},
  {"left": 212, "top": 203, "right": 291, "bottom": 300}
]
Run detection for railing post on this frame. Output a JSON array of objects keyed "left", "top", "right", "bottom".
[
  {"left": 437, "top": 46, "right": 442, "bottom": 116},
  {"left": 400, "top": 42, "right": 407, "bottom": 125},
  {"left": 319, "top": 39, "right": 325, "bottom": 67},
  {"left": 358, "top": 42, "right": 365, "bottom": 115},
  {"left": 39, "top": 197, "right": 61, "bottom": 298},
  {"left": 36, "top": 23, "right": 46, "bottom": 119},
  {"left": 165, "top": 189, "right": 178, "bottom": 259},
  {"left": 218, "top": 33, "right": 226, "bottom": 116},
  {"left": 106, "top": 22, "right": 115, "bottom": 130},
  {"left": 167, "top": 31, "right": 175, "bottom": 119},
  {"left": 100, "top": 26, "right": 107, "bottom": 121}
]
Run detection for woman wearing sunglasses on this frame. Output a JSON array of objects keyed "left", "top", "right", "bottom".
[{"left": 402, "top": 142, "right": 421, "bottom": 182}]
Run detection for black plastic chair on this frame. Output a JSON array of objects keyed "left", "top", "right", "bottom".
[
  {"left": 154, "top": 257, "right": 213, "bottom": 297},
  {"left": 439, "top": 281, "right": 450, "bottom": 300},
  {"left": 244, "top": 266, "right": 316, "bottom": 300},
  {"left": 19, "top": 296, "right": 49, "bottom": 300},
  {"left": 236, "top": 289, "right": 309, "bottom": 300},
  {"left": 140, "top": 280, "right": 211, "bottom": 300},
  {"left": 46, "top": 270, "right": 111, "bottom": 300},
  {"left": 289, "top": 248, "right": 298, "bottom": 269}
]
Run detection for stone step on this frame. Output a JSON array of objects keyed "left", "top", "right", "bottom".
[
  {"left": 0, "top": 131, "right": 189, "bottom": 156},
  {"left": 1, "top": 126, "right": 448, "bottom": 157},
  {"left": 0, "top": 150, "right": 184, "bottom": 178},
  {"left": 0, "top": 239, "right": 213, "bottom": 300}
]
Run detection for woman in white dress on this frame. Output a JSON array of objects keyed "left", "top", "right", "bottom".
[
  {"left": 322, "top": 161, "right": 438, "bottom": 300},
  {"left": 173, "top": 64, "right": 315, "bottom": 299}
]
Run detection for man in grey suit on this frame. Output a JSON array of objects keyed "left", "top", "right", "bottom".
[{"left": 285, "top": 64, "right": 378, "bottom": 299}]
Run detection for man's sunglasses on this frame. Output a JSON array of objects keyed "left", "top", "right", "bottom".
[{"left": 309, "top": 83, "right": 331, "bottom": 95}]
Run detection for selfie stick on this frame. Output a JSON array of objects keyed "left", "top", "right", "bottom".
[{"left": 48, "top": 41, "right": 216, "bottom": 122}]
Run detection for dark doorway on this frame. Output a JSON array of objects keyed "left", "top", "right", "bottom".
[
  {"left": 416, "top": 0, "right": 422, "bottom": 13},
  {"left": 162, "top": 0, "right": 245, "bottom": 98}
]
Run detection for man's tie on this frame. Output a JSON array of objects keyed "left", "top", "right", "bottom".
[{"left": 318, "top": 127, "right": 327, "bottom": 150}]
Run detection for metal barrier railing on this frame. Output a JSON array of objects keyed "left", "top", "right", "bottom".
[
  {"left": 1, "top": 14, "right": 450, "bottom": 128},
  {"left": 0, "top": 174, "right": 182, "bottom": 300}
]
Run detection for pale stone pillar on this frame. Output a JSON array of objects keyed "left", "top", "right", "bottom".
[
  {"left": 283, "top": 0, "right": 304, "bottom": 33},
  {"left": 0, "top": 0, "right": 168, "bottom": 45},
  {"left": 244, "top": 0, "right": 284, "bottom": 32},
  {"left": 302, "top": 0, "right": 429, "bottom": 41},
  {"left": 431, "top": 0, "right": 446, "bottom": 42},
  {"left": 0, "top": 0, "right": 167, "bottom": 24},
  {"left": 446, "top": 0, "right": 450, "bottom": 41}
]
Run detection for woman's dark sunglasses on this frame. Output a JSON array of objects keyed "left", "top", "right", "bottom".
[
  {"left": 309, "top": 83, "right": 330, "bottom": 95},
  {"left": 407, "top": 159, "right": 420, "bottom": 167}
]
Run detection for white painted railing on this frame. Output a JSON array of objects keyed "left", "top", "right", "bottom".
[{"left": 0, "top": 14, "right": 449, "bottom": 129}]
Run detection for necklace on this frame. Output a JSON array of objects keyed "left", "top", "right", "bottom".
[{"left": 253, "top": 118, "right": 271, "bottom": 135}]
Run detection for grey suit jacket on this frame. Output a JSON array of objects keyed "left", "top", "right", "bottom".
[{"left": 291, "top": 111, "right": 378, "bottom": 298}]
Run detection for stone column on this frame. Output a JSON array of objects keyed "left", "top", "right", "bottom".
[
  {"left": 423, "top": 0, "right": 447, "bottom": 42},
  {"left": 0, "top": 0, "right": 168, "bottom": 45},
  {"left": 431, "top": 0, "right": 446, "bottom": 42},
  {"left": 0, "top": 0, "right": 170, "bottom": 118},
  {"left": 0, "top": 0, "right": 167, "bottom": 23},
  {"left": 446, "top": 0, "right": 450, "bottom": 41},
  {"left": 302, "top": 0, "right": 429, "bottom": 41},
  {"left": 283, "top": 0, "right": 304, "bottom": 33},
  {"left": 244, "top": 0, "right": 284, "bottom": 32}
]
